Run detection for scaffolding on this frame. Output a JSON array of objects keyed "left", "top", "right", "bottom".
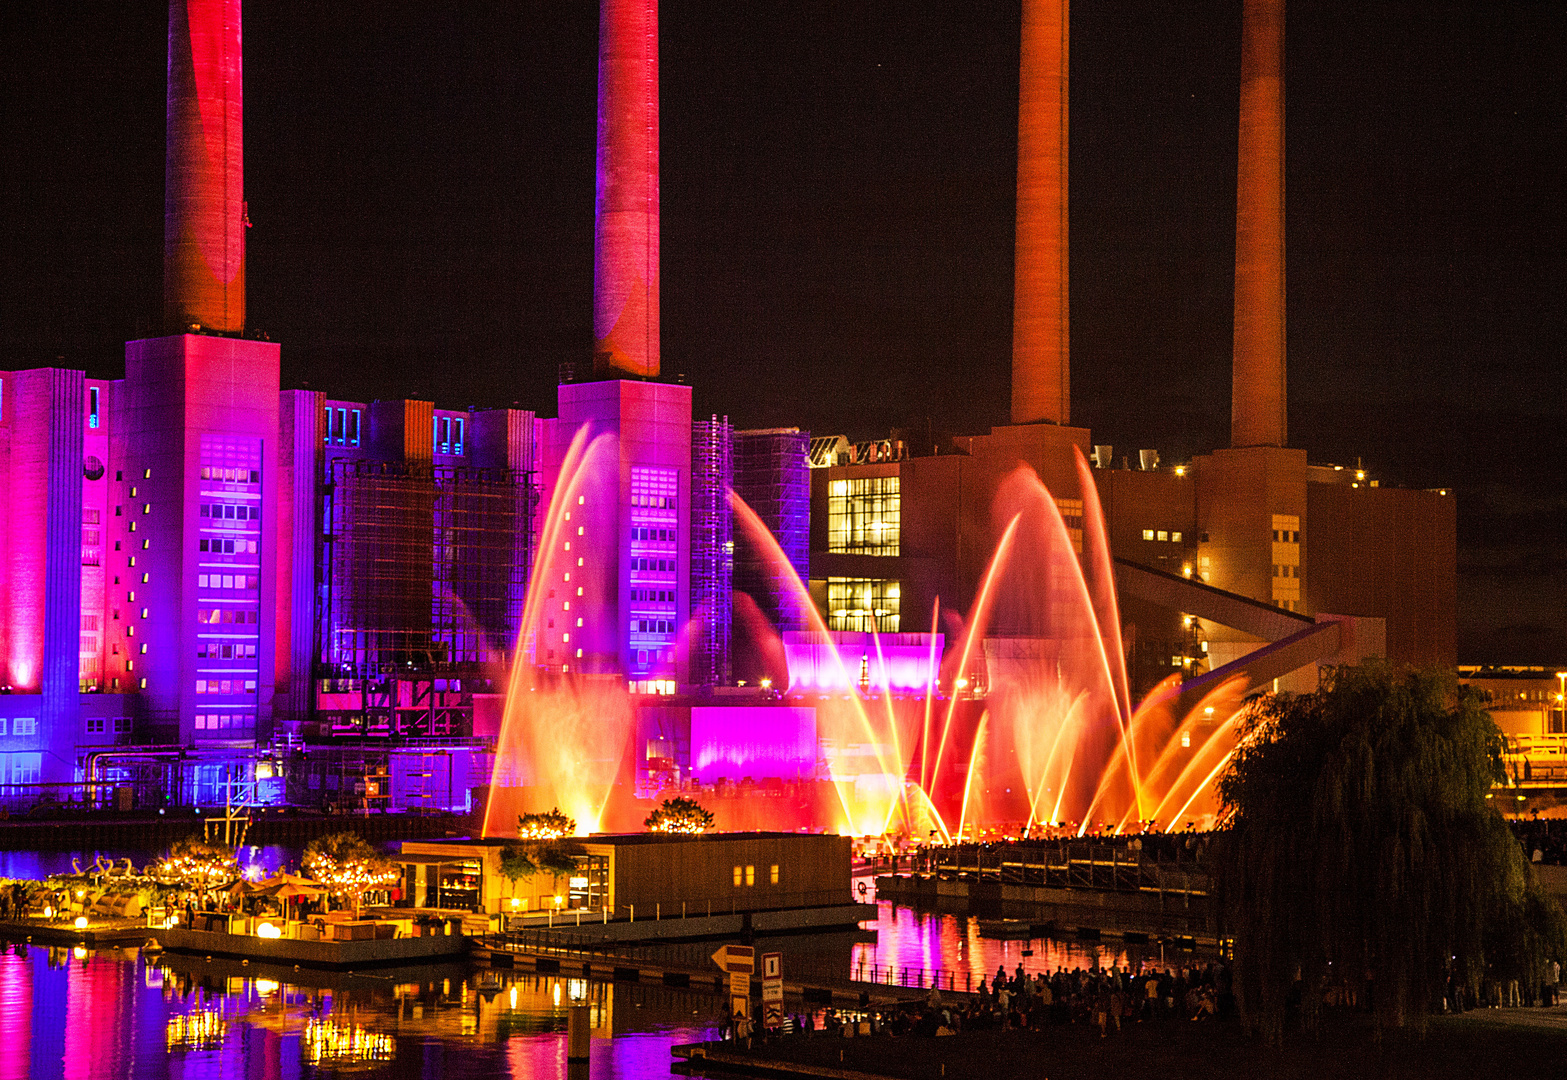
[
  {"left": 732, "top": 427, "right": 812, "bottom": 632},
  {"left": 318, "top": 458, "right": 533, "bottom": 736},
  {"left": 690, "top": 416, "right": 733, "bottom": 686}
]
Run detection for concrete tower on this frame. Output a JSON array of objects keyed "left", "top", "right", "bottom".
[
  {"left": 1011, "top": 0, "right": 1070, "bottom": 426},
  {"left": 1231, "top": 0, "right": 1286, "bottom": 448},
  {"left": 593, "top": 0, "right": 660, "bottom": 378},
  {"left": 164, "top": 0, "right": 246, "bottom": 335}
]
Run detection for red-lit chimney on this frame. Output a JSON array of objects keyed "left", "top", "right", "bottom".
[
  {"left": 593, "top": 0, "right": 660, "bottom": 378},
  {"left": 1011, "top": 0, "right": 1069, "bottom": 426},
  {"left": 164, "top": 0, "right": 246, "bottom": 335},
  {"left": 1231, "top": 0, "right": 1286, "bottom": 447}
]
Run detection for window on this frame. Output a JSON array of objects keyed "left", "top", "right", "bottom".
[
  {"left": 14, "top": 718, "right": 38, "bottom": 737},
  {"left": 733, "top": 865, "right": 742, "bottom": 887},
  {"left": 827, "top": 577, "right": 900, "bottom": 633},
  {"left": 1142, "top": 529, "right": 1155, "bottom": 541},
  {"left": 88, "top": 386, "right": 100, "bottom": 428},
  {"left": 827, "top": 475, "right": 900, "bottom": 554},
  {"left": 770, "top": 864, "right": 780, "bottom": 885},
  {"left": 87, "top": 717, "right": 106, "bottom": 733},
  {"left": 745, "top": 865, "right": 756, "bottom": 887},
  {"left": 1171, "top": 531, "right": 1182, "bottom": 542}
]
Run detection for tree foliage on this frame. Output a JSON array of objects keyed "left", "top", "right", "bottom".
[
  {"left": 517, "top": 807, "right": 576, "bottom": 840},
  {"left": 1218, "top": 662, "right": 1567, "bottom": 1043},
  {"left": 644, "top": 796, "right": 714, "bottom": 833},
  {"left": 498, "top": 841, "right": 576, "bottom": 881},
  {"left": 156, "top": 836, "right": 240, "bottom": 890},
  {"left": 302, "top": 832, "right": 399, "bottom": 905}
]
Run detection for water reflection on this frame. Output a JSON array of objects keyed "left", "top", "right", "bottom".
[
  {"left": 848, "top": 899, "right": 1176, "bottom": 990},
  {"left": 1, "top": 944, "right": 723, "bottom": 1079}
]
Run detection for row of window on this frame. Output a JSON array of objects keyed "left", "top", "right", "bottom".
[
  {"left": 632, "top": 619, "right": 677, "bottom": 635},
  {"left": 195, "top": 679, "right": 259, "bottom": 695},
  {"left": 197, "top": 608, "right": 260, "bottom": 625},
  {"left": 733, "top": 864, "right": 781, "bottom": 887},
  {"left": 85, "top": 717, "right": 133, "bottom": 734},
  {"left": 1141, "top": 529, "right": 1185, "bottom": 543},
  {"left": 200, "top": 538, "right": 258, "bottom": 554},
  {"left": 631, "top": 589, "right": 675, "bottom": 603},
  {"left": 1271, "top": 564, "right": 1301, "bottom": 578},
  {"left": 200, "top": 466, "right": 259, "bottom": 484},
  {"left": 201, "top": 502, "right": 260, "bottom": 521},
  {"left": 1272, "top": 529, "right": 1301, "bottom": 543},
  {"left": 634, "top": 558, "right": 677, "bottom": 573},
  {"left": 0, "top": 719, "right": 39, "bottom": 736},
  {"left": 198, "top": 573, "right": 259, "bottom": 590},
  {"left": 631, "top": 527, "right": 676, "bottom": 543},
  {"left": 195, "top": 713, "right": 254, "bottom": 731},
  {"left": 197, "top": 642, "right": 258, "bottom": 659}
]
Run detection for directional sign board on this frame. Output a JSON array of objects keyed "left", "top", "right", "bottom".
[
  {"left": 762, "top": 1001, "right": 783, "bottom": 1028},
  {"left": 729, "top": 971, "right": 751, "bottom": 997},
  {"left": 711, "top": 944, "right": 754, "bottom": 974},
  {"left": 762, "top": 952, "right": 781, "bottom": 980}
]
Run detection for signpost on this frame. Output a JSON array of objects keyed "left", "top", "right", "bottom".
[
  {"left": 761, "top": 951, "right": 783, "bottom": 1029},
  {"left": 711, "top": 944, "right": 755, "bottom": 1024}
]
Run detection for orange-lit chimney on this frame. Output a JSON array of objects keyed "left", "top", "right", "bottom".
[
  {"left": 1011, "top": 0, "right": 1070, "bottom": 426},
  {"left": 164, "top": 0, "right": 246, "bottom": 335},
  {"left": 1231, "top": 0, "right": 1286, "bottom": 447}
]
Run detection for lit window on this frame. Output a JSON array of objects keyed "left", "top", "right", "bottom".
[
  {"left": 1157, "top": 531, "right": 1169, "bottom": 542},
  {"left": 1142, "top": 529, "right": 1155, "bottom": 541},
  {"left": 733, "top": 866, "right": 742, "bottom": 887},
  {"left": 769, "top": 864, "right": 779, "bottom": 885},
  {"left": 88, "top": 386, "right": 100, "bottom": 428},
  {"left": 1171, "top": 531, "right": 1182, "bottom": 542},
  {"left": 827, "top": 475, "right": 900, "bottom": 555},
  {"left": 745, "top": 865, "right": 755, "bottom": 887}
]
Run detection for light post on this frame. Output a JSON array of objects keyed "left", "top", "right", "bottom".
[{"left": 1556, "top": 672, "right": 1566, "bottom": 735}]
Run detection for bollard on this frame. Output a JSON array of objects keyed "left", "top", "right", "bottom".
[{"left": 567, "top": 1004, "right": 591, "bottom": 1078}]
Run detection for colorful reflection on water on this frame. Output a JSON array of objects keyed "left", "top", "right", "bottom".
[
  {"left": 846, "top": 899, "right": 1177, "bottom": 991},
  {"left": 0, "top": 944, "right": 723, "bottom": 1080}
]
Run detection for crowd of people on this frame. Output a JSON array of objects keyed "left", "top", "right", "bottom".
[
  {"left": 733, "top": 961, "right": 1234, "bottom": 1046},
  {"left": 1510, "top": 817, "right": 1567, "bottom": 866}
]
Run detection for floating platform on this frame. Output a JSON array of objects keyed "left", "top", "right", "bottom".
[{"left": 155, "top": 926, "right": 469, "bottom": 969}]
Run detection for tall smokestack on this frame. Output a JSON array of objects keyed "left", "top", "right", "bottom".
[
  {"left": 1011, "top": 0, "right": 1069, "bottom": 426},
  {"left": 593, "top": 0, "right": 659, "bottom": 379},
  {"left": 164, "top": 0, "right": 246, "bottom": 335},
  {"left": 1231, "top": 0, "right": 1286, "bottom": 447}
]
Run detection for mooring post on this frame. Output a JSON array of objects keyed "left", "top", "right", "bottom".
[{"left": 567, "top": 1004, "right": 590, "bottom": 1078}]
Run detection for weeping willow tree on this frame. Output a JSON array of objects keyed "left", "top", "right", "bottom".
[{"left": 1217, "top": 662, "right": 1567, "bottom": 1043}]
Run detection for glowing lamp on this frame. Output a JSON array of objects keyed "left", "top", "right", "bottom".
[
  {"left": 509, "top": 897, "right": 521, "bottom": 909},
  {"left": 73, "top": 947, "right": 87, "bottom": 960},
  {"left": 256, "top": 922, "right": 281, "bottom": 939},
  {"left": 955, "top": 677, "right": 969, "bottom": 691},
  {"left": 554, "top": 896, "right": 564, "bottom": 908},
  {"left": 255, "top": 979, "right": 280, "bottom": 994},
  {"left": 43, "top": 906, "right": 54, "bottom": 919},
  {"left": 74, "top": 916, "right": 89, "bottom": 930}
]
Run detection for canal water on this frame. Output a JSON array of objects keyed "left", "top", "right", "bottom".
[{"left": 0, "top": 852, "right": 1179, "bottom": 1078}]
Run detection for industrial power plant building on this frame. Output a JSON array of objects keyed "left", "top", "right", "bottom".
[{"left": 1, "top": 0, "right": 1455, "bottom": 804}]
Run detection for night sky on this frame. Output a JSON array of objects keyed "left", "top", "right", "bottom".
[{"left": 2, "top": 2, "right": 1562, "bottom": 663}]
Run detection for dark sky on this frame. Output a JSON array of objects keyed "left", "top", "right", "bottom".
[{"left": 2, "top": 2, "right": 1563, "bottom": 663}]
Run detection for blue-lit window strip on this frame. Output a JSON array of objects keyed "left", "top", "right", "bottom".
[
  {"left": 432, "top": 414, "right": 466, "bottom": 456},
  {"left": 323, "top": 406, "right": 362, "bottom": 446},
  {"left": 88, "top": 385, "right": 100, "bottom": 428}
]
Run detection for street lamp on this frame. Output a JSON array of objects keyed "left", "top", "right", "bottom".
[{"left": 1556, "top": 672, "right": 1566, "bottom": 735}]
